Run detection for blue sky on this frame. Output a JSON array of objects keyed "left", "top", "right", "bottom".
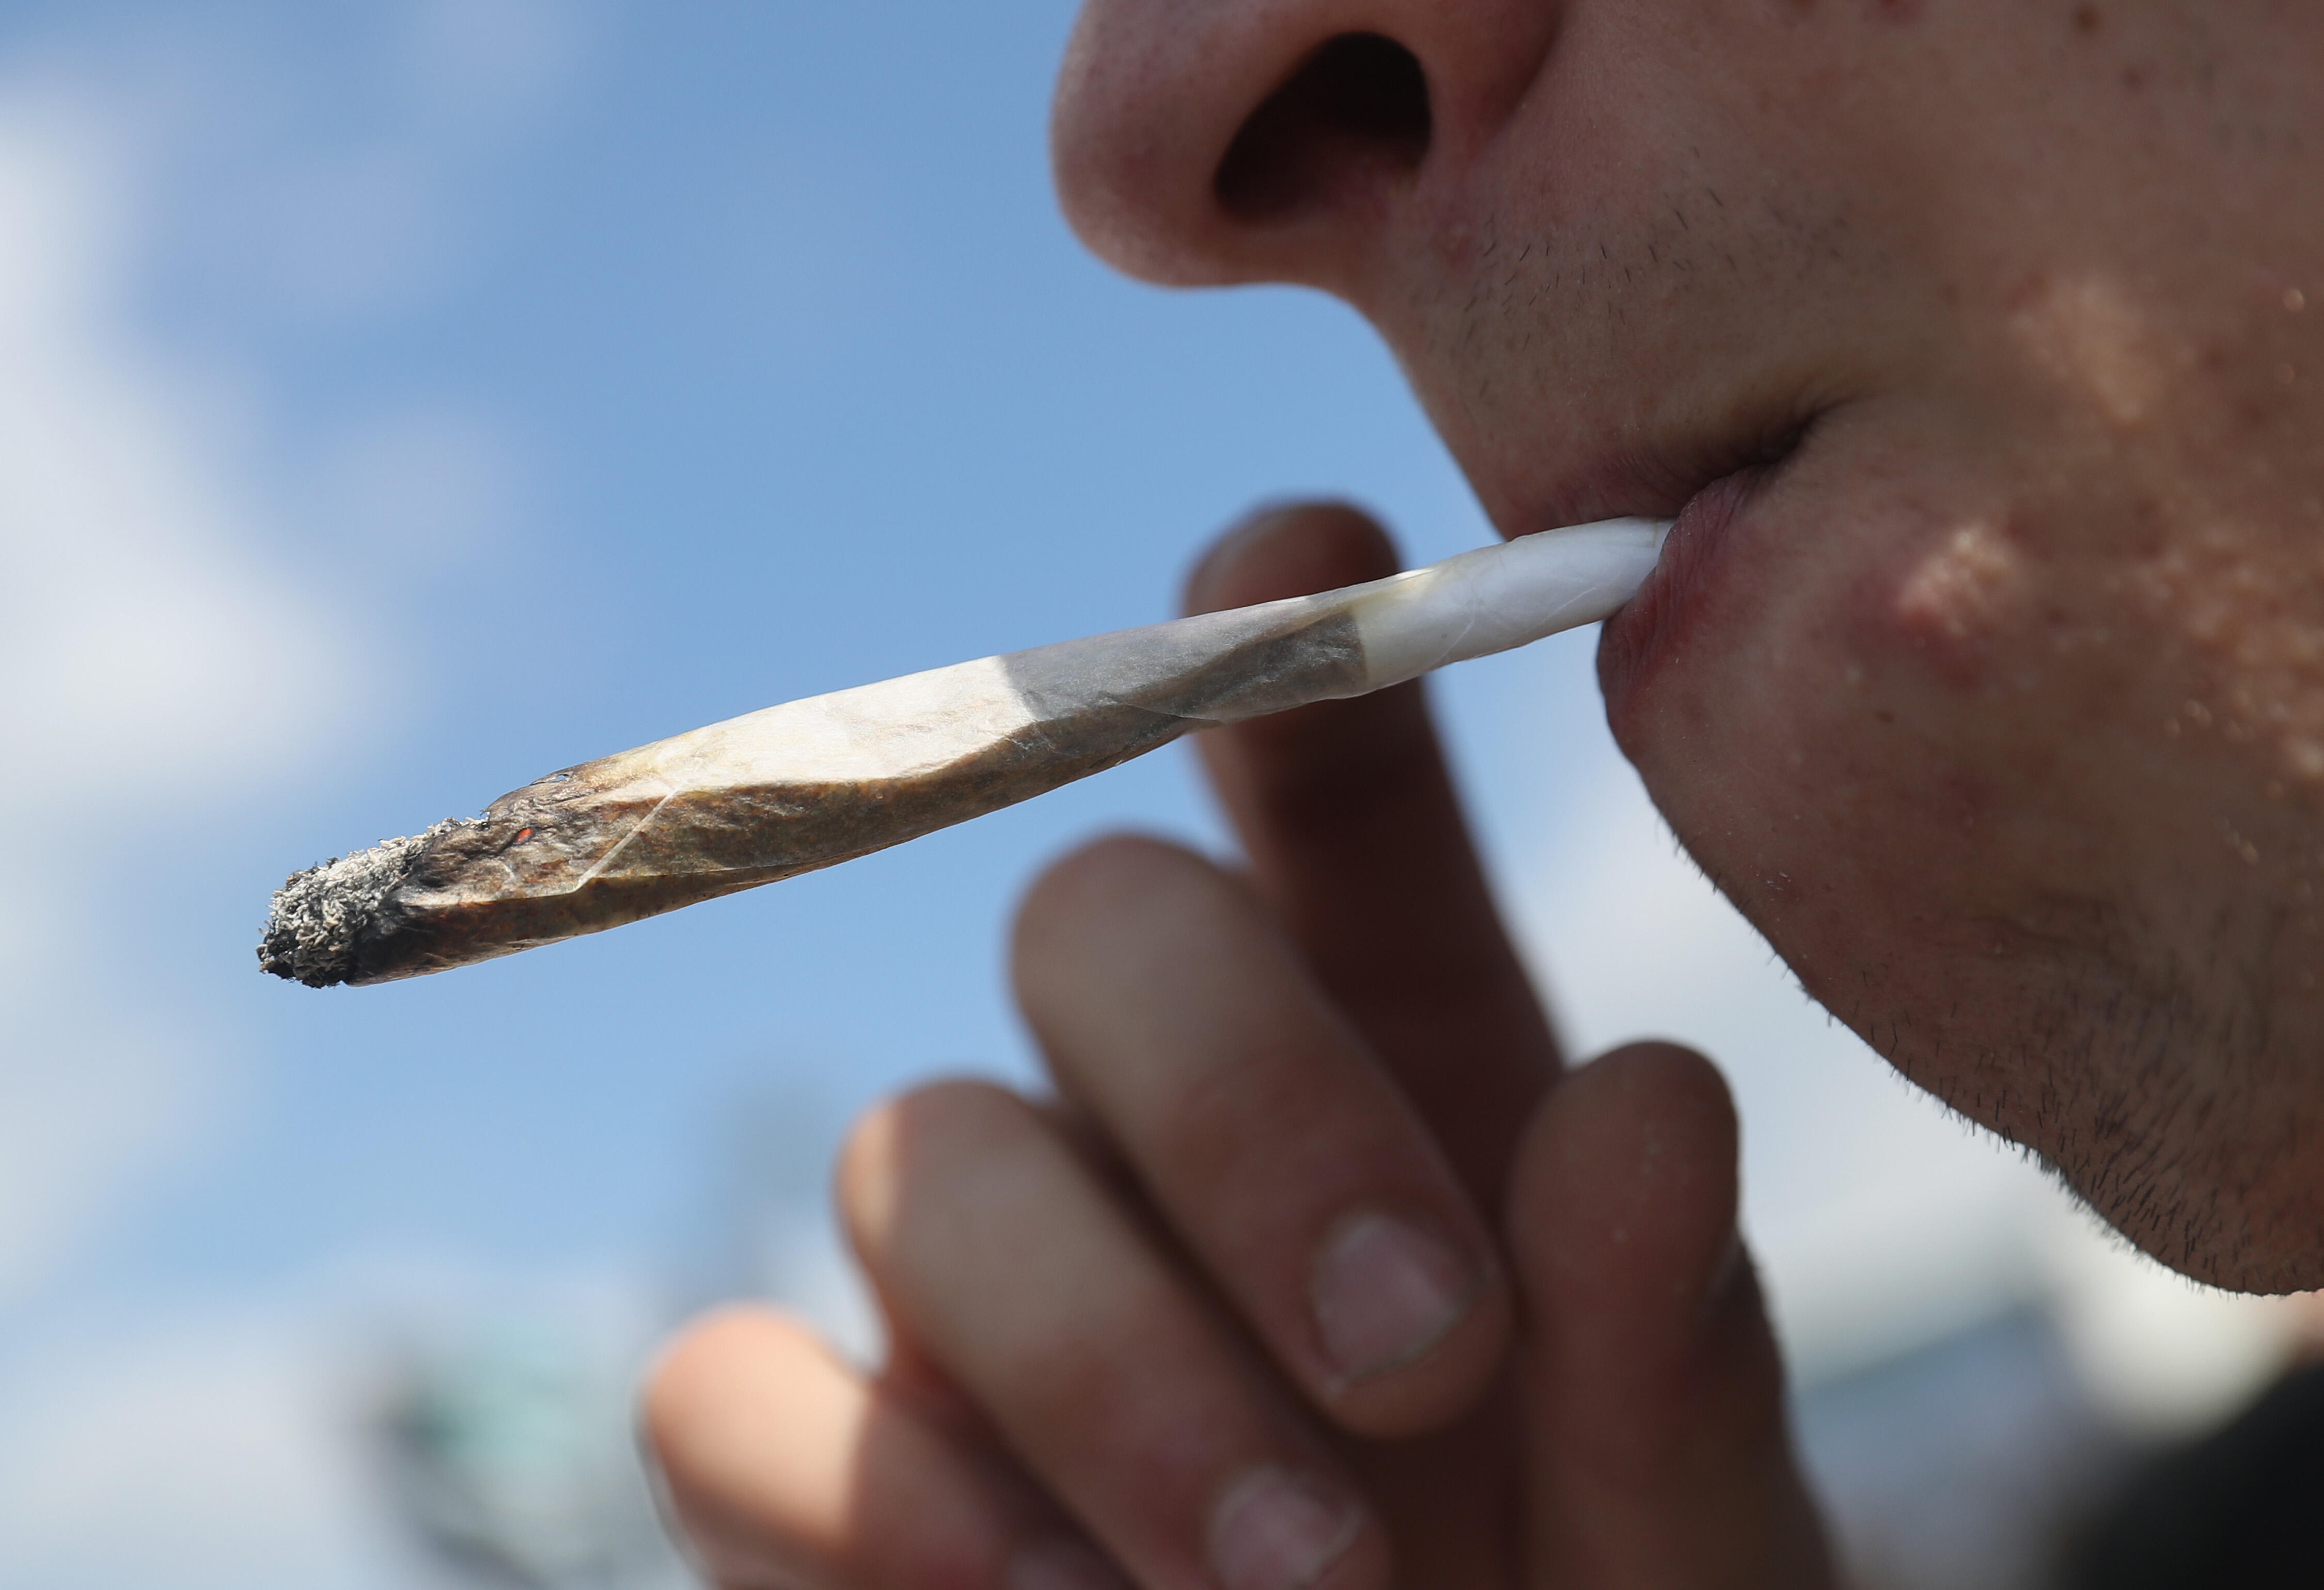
[
  {"left": 0, "top": 3, "right": 2291, "bottom": 1584},
  {"left": 70, "top": 0, "right": 1532, "bottom": 1278}
]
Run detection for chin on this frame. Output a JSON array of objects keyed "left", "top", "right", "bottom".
[{"left": 1594, "top": 429, "right": 2324, "bottom": 1295}]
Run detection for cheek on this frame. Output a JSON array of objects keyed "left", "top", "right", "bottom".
[{"left": 1606, "top": 490, "right": 2141, "bottom": 997}]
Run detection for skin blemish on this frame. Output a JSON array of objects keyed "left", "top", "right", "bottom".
[
  {"left": 2013, "top": 275, "right": 2167, "bottom": 430},
  {"left": 1894, "top": 519, "right": 2028, "bottom": 663},
  {"left": 2132, "top": 523, "right": 2324, "bottom": 790},
  {"left": 2073, "top": 5, "right": 2103, "bottom": 37}
]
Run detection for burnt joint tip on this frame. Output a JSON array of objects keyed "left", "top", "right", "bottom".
[{"left": 256, "top": 818, "right": 469, "bottom": 988}]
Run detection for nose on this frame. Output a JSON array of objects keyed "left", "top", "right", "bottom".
[{"left": 1051, "top": 0, "right": 1559, "bottom": 293}]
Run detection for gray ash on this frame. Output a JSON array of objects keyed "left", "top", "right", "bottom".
[{"left": 258, "top": 820, "right": 473, "bottom": 987}]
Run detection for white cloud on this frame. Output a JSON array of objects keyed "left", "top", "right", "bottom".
[
  {"left": 0, "top": 94, "right": 358, "bottom": 1305},
  {"left": 0, "top": 1302, "right": 414, "bottom": 1590},
  {"left": 0, "top": 1260, "right": 693, "bottom": 1590},
  {"left": 62, "top": 1, "right": 599, "bottom": 329},
  {"left": 0, "top": 14, "right": 637, "bottom": 1580},
  {"left": 0, "top": 0, "right": 588, "bottom": 1311},
  {"left": 0, "top": 117, "right": 352, "bottom": 790},
  {"left": 0, "top": 1002, "right": 227, "bottom": 1310}
]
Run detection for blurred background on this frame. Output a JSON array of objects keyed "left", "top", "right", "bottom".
[{"left": 0, "top": 3, "right": 2314, "bottom": 1587}]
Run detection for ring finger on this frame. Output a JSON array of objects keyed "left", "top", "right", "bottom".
[{"left": 839, "top": 1078, "right": 1393, "bottom": 1590}]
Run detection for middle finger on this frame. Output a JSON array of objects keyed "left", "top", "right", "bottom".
[
  {"left": 1013, "top": 834, "right": 1513, "bottom": 1439},
  {"left": 1182, "top": 506, "right": 1565, "bottom": 1207}
]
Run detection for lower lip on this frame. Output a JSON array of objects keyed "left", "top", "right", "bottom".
[{"left": 1596, "top": 464, "right": 1767, "bottom": 711}]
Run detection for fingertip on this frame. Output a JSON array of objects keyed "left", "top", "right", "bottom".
[
  {"left": 645, "top": 1301, "right": 791, "bottom": 1413},
  {"left": 840, "top": 1077, "right": 1043, "bottom": 1264},
  {"left": 650, "top": 1302, "right": 1115, "bottom": 1590},
  {"left": 1507, "top": 1041, "right": 1741, "bottom": 1322},
  {"left": 1013, "top": 832, "right": 1211, "bottom": 946},
  {"left": 639, "top": 1304, "right": 778, "bottom": 1488},
  {"left": 1504, "top": 1045, "right": 1831, "bottom": 1585},
  {"left": 1183, "top": 500, "right": 1401, "bottom": 616},
  {"left": 1009, "top": 832, "right": 1233, "bottom": 1013},
  {"left": 641, "top": 1306, "right": 912, "bottom": 1587}
]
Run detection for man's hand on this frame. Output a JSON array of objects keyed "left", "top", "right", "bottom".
[{"left": 642, "top": 505, "right": 1833, "bottom": 1590}]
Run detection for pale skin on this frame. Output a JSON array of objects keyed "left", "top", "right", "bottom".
[{"left": 645, "top": 2, "right": 2324, "bottom": 1586}]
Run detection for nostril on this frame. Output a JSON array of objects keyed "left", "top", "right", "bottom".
[{"left": 1214, "top": 34, "right": 1432, "bottom": 224}]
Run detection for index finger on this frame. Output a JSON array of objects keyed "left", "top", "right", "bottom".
[{"left": 1182, "top": 502, "right": 1563, "bottom": 1207}]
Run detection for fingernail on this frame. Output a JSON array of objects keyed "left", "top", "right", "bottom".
[
  {"left": 1207, "top": 1466, "right": 1361, "bottom": 1590},
  {"left": 1311, "top": 1211, "right": 1480, "bottom": 1381},
  {"left": 1007, "top": 1536, "right": 1134, "bottom": 1590}
]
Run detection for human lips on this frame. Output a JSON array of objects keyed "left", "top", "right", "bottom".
[
  {"left": 1593, "top": 456, "right": 1787, "bottom": 714},
  {"left": 1469, "top": 397, "right": 1811, "bottom": 712}
]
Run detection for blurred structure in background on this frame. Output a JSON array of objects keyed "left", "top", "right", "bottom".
[
  {"left": 1781, "top": 1204, "right": 2324, "bottom": 1588},
  {"left": 682, "top": 1089, "right": 881, "bottom": 1366},
  {"left": 374, "top": 1319, "right": 684, "bottom": 1589},
  {"left": 1795, "top": 1305, "right": 2324, "bottom": 1590},
  {"left": 351, "top": 1093, "right": 876, "bottom": 1590},
  {"left": 1797, "top": 1309, "right": 2126, "bottom": 1590},
  {"left": 2059, "top": 1361, "right": 2324, "bottom": 1590}
]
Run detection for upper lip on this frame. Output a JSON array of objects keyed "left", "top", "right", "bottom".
[{"left": 1478, "top": 403, "right": 1821, "bottom": 539}]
